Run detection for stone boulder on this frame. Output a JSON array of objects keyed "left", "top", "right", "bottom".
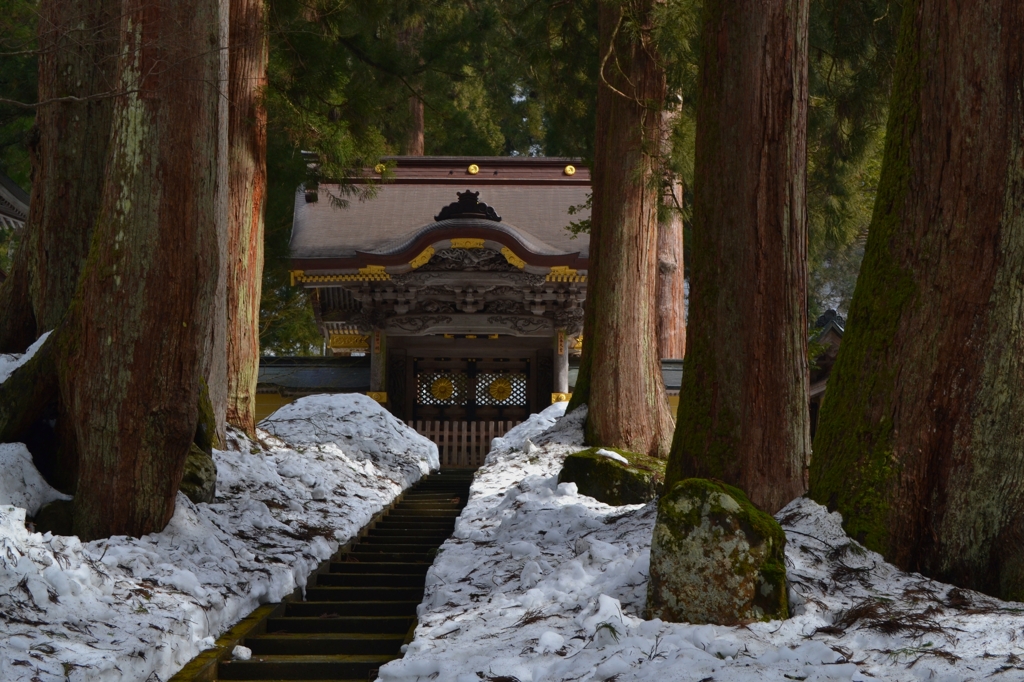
[
  {"left": 180, "top": 443, "right": 217, "bottom": 504},
  {"left": 558, "top": 447, "right": 665, "bottom": 506},
  {"left": 646, "top": 478, "right": 788, "bottom": 624}
]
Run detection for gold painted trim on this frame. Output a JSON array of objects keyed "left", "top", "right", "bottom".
[
  {"left": 366, "top": 392, "right": 388, "bottom": 403},
  {"left": 546, "top": 265, "right": 586, "bottom": 283},
  {"left": 292, "top": 267, "right": 391, "bottom": 284},
  {"left": 500, "top": 247, "right": 526, "bottom": 269},
  {"left": 552, "top": 392, "right": 572, "bottom": 404},
  {"left": 450, "top": 238, "right": 485, "bottom": 249},
  {"left": 409, "top": 245, "right": 435, "bottom": 269},
  {"left": 329, "top": 333, "right": 370, "bottom": 350}
]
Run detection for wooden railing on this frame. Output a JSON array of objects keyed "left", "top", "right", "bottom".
[{"left": 407, "top": 420, "right": 521, "bottom": 469}]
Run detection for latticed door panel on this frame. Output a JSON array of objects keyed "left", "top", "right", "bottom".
[
  {"left": 416, "top": 371, "right": 469, "bottom": 406},
  {"left": 475, "top": 372, "right": 528, "bottom": 407}
]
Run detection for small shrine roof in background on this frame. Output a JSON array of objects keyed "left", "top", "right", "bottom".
[
  {"left": 0, "top": 172, "right": 28, "bottom": 232},
  {"left": 291, "top": 156, "right": 591, "bottom": 266}
]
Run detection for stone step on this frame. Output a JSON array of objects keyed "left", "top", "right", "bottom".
[
  {"left": 366, "top": 527, "right": 453, "bottom": 538},
  {"left": 313, "top": 572, "right": 424, "bottom": 588},
  {"left": 347, "top": 545, "right": 438, "bottom": 558},
  {"left": 284, "top": 600, "right": 420, "bottom": 618},
  {"left": 217, "top": 654, "right": 396, "bottom": 680},
  {"left": 360, "top": 534, "right": 446, "bottom": 545},
  {"left": 266, "top": 616, "right": 413, "bottom": 634},
  {"left": 245, "top": 632, "right": 406, "bottom": 656},
  {"left": 303, "top": 586, "right": 424, "bottom": 602},
  {"left": 328, "top": 561, "right": 430, "bottom": 573}
]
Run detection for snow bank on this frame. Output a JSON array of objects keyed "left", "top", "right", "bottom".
[
  {"left": 0, "top": 443, "right": 71, "bottom": 515},
  {"left": 0, "top": 393, "right": 436, "bottom": 682},
  {"left": 258, "top": 393, "right": 439, "bottom": 476},
  {"left": 0, "top": 331, "right": 51, "bottom": 385},
  {"left": 383, "top": 405, "right": 1024, "bottom": 682}
]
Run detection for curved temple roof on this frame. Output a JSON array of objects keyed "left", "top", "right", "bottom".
[{"left": 290, "top": 157, "right": 591, "bottom": 274}]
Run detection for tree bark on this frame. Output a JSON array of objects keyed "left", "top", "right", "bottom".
[
  {"left": 404, "top": 95, "right": 425, "bottom": 156},
  {"left": 58, "top": 0, "right": 222, "bottom": 541},
  {"left": 809, "top": 0, "right": 1024, "bottom": 600},
  {"left": 657, "top": 109, "right": 686, "bottom": 360},
  {"left": 225, "top": 0, "right": 267, "bottom": 437},
  {"left": 0, "top": 0, "right": 117, "bottom": 351},
  {"left": 0, "top": 246, "right": 36, "bottom": 353},
  {"left": 576, "top": 0, "right": 674, "bottom": 458},
  {"left": 664, "top": 0, "right": 810, "bottom": 513}
]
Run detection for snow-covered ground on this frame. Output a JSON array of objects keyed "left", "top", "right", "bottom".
[
  {"left": 4, "top": 329, "right": 1024, "bottom": 682},
  {"left": 0, "top": 343, "right": 438, "bottom": 682},
  {"left": 381, "top": 403, "right": 1024, "bottom": 682}
]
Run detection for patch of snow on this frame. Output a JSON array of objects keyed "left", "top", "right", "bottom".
[
  {"left": 259, "top": 393, "right": 439, "bottom": 475},
  {"left": 595, "top": 448, "right": 629, "bottom": 464},
  {"left": 0, "top": 331, "right": 51, "bottom": 385},
  {"left": 0, "top": 443, "right": 71, "bottom": 515},
  {"left": 383, "top": 405, "right": 1024, "bottom": 682},
  {"left": 0, "top": 393, "right": 435, "bottom": 682}
]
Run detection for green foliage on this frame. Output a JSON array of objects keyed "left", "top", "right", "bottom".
[
  {"left": 806, "top": 0, "right": 902, "bottom": 314},
  {"left": 476, "top": 0, "right": 599, "bottom": 160},
  {"left": 0, "top": 0, "right": 36, "bottom": 189},
  {"left": 0, "top": 0, "right": 35, "bottom": 274}
]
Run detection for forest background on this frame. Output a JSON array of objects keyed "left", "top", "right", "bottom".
[{"left": 0, "top": 0, "right": 898, "bottom": 355}]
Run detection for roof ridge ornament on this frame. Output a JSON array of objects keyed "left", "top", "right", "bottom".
[{"left": 434, "top": 190, "right": 502, "bottom": 222}]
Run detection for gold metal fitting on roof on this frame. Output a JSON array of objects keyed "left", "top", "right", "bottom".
[
  {"left": 374, "top": 163, "right": 386, "bottom": 174},
  {"left": 409, "top": 245, "right": 435, "bottom": 269},
  {"left": 564, "top": 165, "right": 576, "bottom": 176},
  {"left": 500, "top": 247, "right": 526, "bottom": 269},
  {"left": 450, "top": 238, "right": 485, "bottom": 249},
  {"left": 467, "top": 163, "right": 480, "bottom": 175}
]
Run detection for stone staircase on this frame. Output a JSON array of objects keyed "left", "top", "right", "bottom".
[{"left": 215, "top": 469, "right": 474, "bottom": 681}]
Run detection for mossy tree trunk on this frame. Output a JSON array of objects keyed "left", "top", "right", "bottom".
[
  {"left": 0, "top": 0, "right": 117, "bottom": 352},
  {"left": 225, "top": 0, "right": 268, "bottom": 437},
  {"left": 809, "top": 0, "right": 1024, "bottom": 600},
  {"left": 56, "top": 0, "right": 222, "bottom": 541},
  {"left": 665, "top": 0, "right": 810, "bottom": 513},
  {"left": 575, "top": 0, "right": 674, "bottom": 458}
]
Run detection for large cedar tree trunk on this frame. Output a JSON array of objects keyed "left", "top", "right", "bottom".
[
  {"left": 809, "top": 0, "right": 1024, "bottom": 600},
  {"left": 657, "top": 110, "right": 686, "bottom": 359},
  {"left": 0, "top": 0, "right": 117, "bottom": 352},
  {"left": 59, "top": 0, "right": 222, "bottom": 540},
  {"left": 664, "top": 0, "right": 810, "bottom": 513},
  {"left": 225, "top": 0, "right": 268, "bottom": 436},
  {"left": 574, "top": 0, "right": 674, "bottom": 457}
]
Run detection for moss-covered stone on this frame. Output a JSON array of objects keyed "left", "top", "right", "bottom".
[
  {"left": 194, "top": 377, "right": 219, "bottom": 454},
  {"left": 33, "top": 499, "right": 74, "bottom": 536},
  {"left": 558, "top": 447, "right": 665, "bottom": 506},
  {"left": 646, "top": 478, "right": 788, "bottom": 625},
  {"left": 179, "top": 443, "right": 217, "bottom": 504}
]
